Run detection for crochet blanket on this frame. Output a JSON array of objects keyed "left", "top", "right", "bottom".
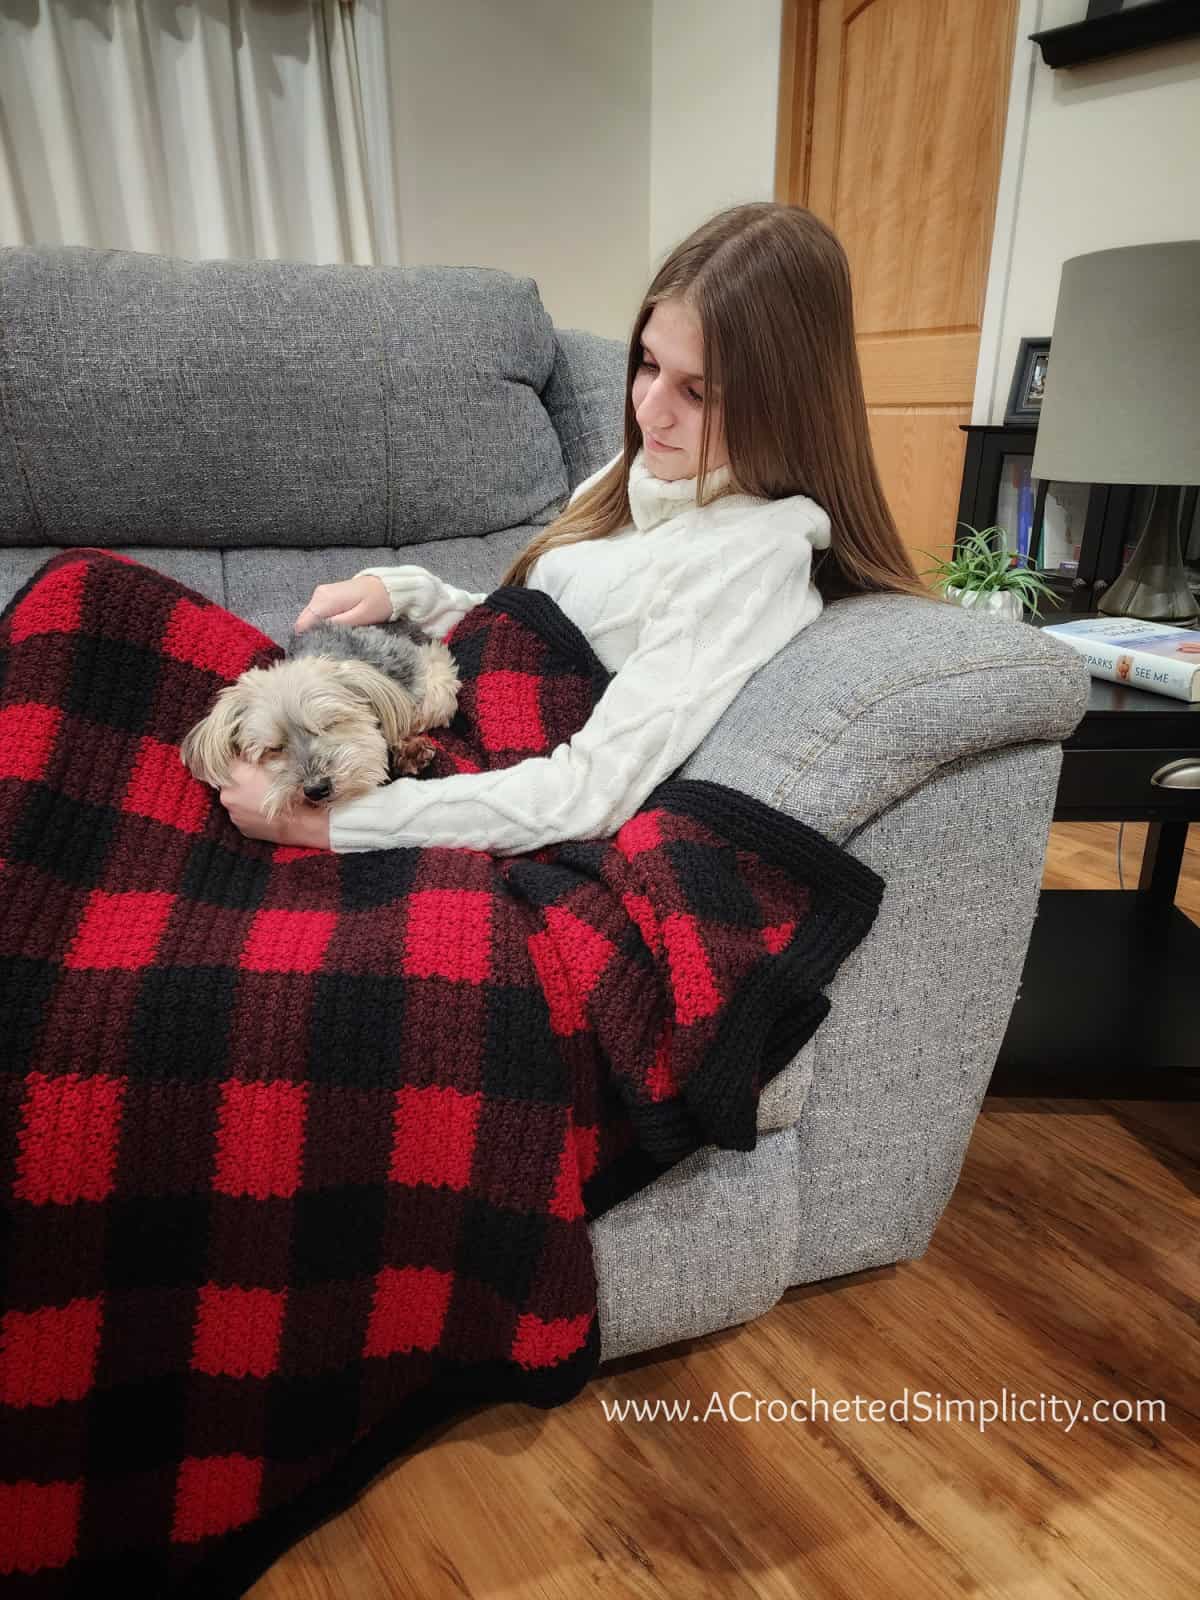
[{"left": 0, "top": 549, "right": 884, "bottom": 1597}]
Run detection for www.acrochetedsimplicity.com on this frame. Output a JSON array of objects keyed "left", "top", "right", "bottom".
[{"left": 597, "top": 1389, "right": 1167, "bottom": 1434}]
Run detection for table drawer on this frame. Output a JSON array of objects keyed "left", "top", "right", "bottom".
[{"left": 1057, "top": 747, "right": 1200, "bottom": 820}]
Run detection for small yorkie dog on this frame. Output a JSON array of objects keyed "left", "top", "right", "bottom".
[{"left": 180, "top": 617, "right": 461, "bottom": 819}]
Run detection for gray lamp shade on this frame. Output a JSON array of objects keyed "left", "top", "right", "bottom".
[{"left": 1030, "top": 240, "right": 1200, "bottom": 487}]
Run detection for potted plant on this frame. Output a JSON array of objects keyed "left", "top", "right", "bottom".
[{"left": 916, "top": 523, "right": 1065, "bottom": 622}]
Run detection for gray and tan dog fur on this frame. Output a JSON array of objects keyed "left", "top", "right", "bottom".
[{"left": 180, "top": 617, "right": 462, "bottom": 819}]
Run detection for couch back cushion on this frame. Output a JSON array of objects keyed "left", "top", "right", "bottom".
[
  {"left": 539, "top": 327, "right": 628, "bottom": 497},
  {"left": 0, "top": 246, "right": 571, "bottom": 549}
]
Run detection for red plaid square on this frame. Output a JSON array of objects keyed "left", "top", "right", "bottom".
[
  {"left": 191, "top": 1286, "right": 286, "bottom": 1380},
  {"left": 473, "top": 669, "right": 545, "bottom": 752},
  {"left": 573, "top": 1123, "right": 599, "bottom": 1186},
  {"left": 388, "top": 1084, "right": 481, "bottom": 1191},
  {"left": 549, "top": 1125, "right": 586, "bottom": 1223},
  {"left": 528, "top": 906, "right": 615, "bottom": 1037},
  {"left": 271, "top": 843, "right": 327, "bottom": 863},
  {"left": 364, "top": 1264, "right": 453, "bottom": 1358},
  {"left": 511, "top": 1310, "right": 592, "bottom": 1370},
  {"left": 241, "top": 909, "right": 337, "bottom": 973},
  {"left": 616, "top": 808, "right": 665, "bottom": 857},
  {"left": 527, "top": 927, "right": 585, "bottom": 1035},
  {"left": 64, "top": 889, "right": 176, "bottom": 970},
  {"left": 0, "top": 1481, "right": 82, "bottom": 1575},
  {"left": 662, "top": 912, "right": 721, "bottom": 1024},
  {"left": 123, "top": 736, "right": 212, "bottom": 834},
  {"left": 213, "top": 1080, "right": 307, "bottom": 1201},
  {"left": 0, "top": 1297, "right": 103, "bottom": 1407},
  {"left": 404, "top": 889, "right": 492, "bottom": 982},
  {"left": 8, "top": 559, "right": 85, "bottom": 646},
  {"left": 621, "top": 889, "right": 663, "bottom": 956},
  {"left": 14, "top": 1073, "right": 125, "bottom": 1205},
  {"left": 160, "top": 596, "right": 269, "bottom": 679},
  {"left": 762, "top": 919, "right": 796, "bottom": 954},
  {"left": 546, "top": 905, "right": 614, "bottom": 999},
  {"left": 0, "top": 702, "right": 62, "bottom": 782},
  {"left": 172, "top": 1455, "right": 263, "bottom": 1544},
  {"left": 644, "top": 1019, "right": 675, "bottom": 1103}
]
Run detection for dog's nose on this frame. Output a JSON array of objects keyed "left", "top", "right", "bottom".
[{"left": 303, "top": 779, "right": 332, "bottom": 801}]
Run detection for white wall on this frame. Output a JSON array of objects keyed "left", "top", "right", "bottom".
[
  {"left": 382, "top": 0, "right": 1200, "bottom": 430},
  {"left": 379, "top": 0, "right": 651, "bottom": 342},
  {"left": 377, "top": 0, "right": 788, "bottom": 335},
  {"left": 648, "top": 0, "right": 783, "bottom": 272},
  {"left": 976, "top": 0, "right": 1200, "bottom": 424},
  {"left": 379, "top": 0, "right": 786, "bottom": 340}
]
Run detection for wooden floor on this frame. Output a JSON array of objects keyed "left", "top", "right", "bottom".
[
  {"left": 1042, "top": 818, "right": 1200, "bottom": 923},
  {"left": 253, "top": 823, "right": 1200, "bottom": 1599}
]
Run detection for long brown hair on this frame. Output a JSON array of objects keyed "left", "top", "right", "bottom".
[{"left": 500, "top": 201, "right": 951, "bottom": 606}]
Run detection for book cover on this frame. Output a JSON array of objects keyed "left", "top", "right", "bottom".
[
  {"left": 1042, "top": 616, "right": 1200, "bottom": 703},
  {"left": 1017, "top": 466, "right": 1032, "bottom": 565}
]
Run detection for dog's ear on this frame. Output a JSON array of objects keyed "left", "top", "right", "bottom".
[
  {"left": 179, "top": 681, "right": 251, "bottom": 786},
  {"left": 334, "top": 660, "right": 419, "bottom": 752}
]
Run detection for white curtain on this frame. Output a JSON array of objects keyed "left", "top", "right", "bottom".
[{"left": 0, "top": 0, "right": 400, "bottom": 265}]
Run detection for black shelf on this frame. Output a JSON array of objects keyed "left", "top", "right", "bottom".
[
  {"left": 992, "top": 892, "right": 1200, "bottom": 1098},
  {"left": 1031, "top": 0, "right": 1200, "bottom": 69}
]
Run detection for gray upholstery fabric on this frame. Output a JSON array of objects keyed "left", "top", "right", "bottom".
[
  {"left": 594, "top": 1128, "right": 801, "bottom": 1362},
  {"left": 540, "top": 327, "right": 629, "bottom": 496},
  {"left": 0, "top": 546, "right": 227, "bottom": 610},
  {"left": 674, "top": 590, "right": 1091, "bottom": 846},
  {"left": 595, "top": 737, "right": 1064, "bottom": 1361},
  {"left": 0, "top": 538, "right": 534, "bottom": 646},
  {"left": 668, "top": 594, "right": 1089, "bottom": 1137},
  {"left": 0, "top": 246, "right": 570, "bottom": 549},
  {"left": 0, "top": 245, "right": 1095, "bottom": 1367},
  {"left": 784, "top": 740, "right": 1062, "bottom": 1288},
  {"left": 220, "top": 529, "right": 537, "bottom": 647}
]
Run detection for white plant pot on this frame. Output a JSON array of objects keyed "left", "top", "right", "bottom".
[{"left": 945, "top": 585, "right": 1024, "bottom": 623}]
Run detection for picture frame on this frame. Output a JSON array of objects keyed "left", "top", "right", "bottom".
[{"left": 1004, "top": 336, "right": 1051, "bottom": 427}]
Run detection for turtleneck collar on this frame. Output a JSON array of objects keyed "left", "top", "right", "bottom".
[{"left": 626, "top": 445, "right": 734, "bottom": 532}]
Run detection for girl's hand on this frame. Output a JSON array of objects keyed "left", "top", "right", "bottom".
[
  {"left": 218, "top": 759, "right": 332, "bottom": 849},
  {"left": 295, "top": 575, "right": 393, "bottom": 634}
]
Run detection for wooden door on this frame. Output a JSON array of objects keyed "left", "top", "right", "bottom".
[{"left": 776, "top": 0, "right": 1019, "bottom": 577}]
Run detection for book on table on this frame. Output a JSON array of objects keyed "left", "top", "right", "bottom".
[{"left": 1042, "top": 616, "right": 1200, "bottom": 704}]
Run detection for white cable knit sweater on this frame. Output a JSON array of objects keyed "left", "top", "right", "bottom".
[{"left": 337, "top": 446, "right": 831, "bottom": 855}]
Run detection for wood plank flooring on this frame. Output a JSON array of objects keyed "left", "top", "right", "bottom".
[{"left": 252, "top": 822, "right": 1200, "bottom": 1599}]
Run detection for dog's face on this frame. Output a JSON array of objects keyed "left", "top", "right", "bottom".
[{"left": 180, "top": 656, "right": 419, "bottom": 817}]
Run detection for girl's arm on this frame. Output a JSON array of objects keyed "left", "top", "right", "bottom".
[
  {"left": 352, "top": 564, "right": 487, "bottom": 640},
  {"left": 350, "top": 450, "right": 622, "bottom": 640},
  {"left": 328, "top": 524, "right": 825, "bottom": 857}
]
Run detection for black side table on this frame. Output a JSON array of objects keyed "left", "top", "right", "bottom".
[{"left": 991, "top": 612, "right": 1200, "bottom": 1099}]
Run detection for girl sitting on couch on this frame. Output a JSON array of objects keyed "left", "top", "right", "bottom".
[{"left": 218, "top": 201, "right": 950, "bottom": 855}]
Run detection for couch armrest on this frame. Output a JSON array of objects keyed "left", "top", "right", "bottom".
[
  {"left": 677, "top": 590, "right": 1090, "bottom": 1282},
  {"left": 676, "top": 589, "right": 1090, "bottom": 842},
  {"left": 785, "top": 737, "right": 1064, "bottom": 1282}
]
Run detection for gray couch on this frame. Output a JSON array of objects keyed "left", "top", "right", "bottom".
[{"left": 0, "top": 245, "right": 1091, "bottom": 1364}]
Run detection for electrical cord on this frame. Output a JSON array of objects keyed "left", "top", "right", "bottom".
[{"left": 1117, "top": 820, "right": 1126, "bottom": 891}]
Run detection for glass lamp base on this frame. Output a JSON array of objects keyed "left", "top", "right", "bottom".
[{"left": 1097, "top": 484, "right": 1199, "bottom": 625}]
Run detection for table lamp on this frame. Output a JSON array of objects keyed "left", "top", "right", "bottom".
[{"left": 1030, "top": 240, "right": 1200, "bottom": 626}]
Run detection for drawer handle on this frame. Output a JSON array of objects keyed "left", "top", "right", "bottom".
[{"left": 1150, "top": 759, "right": 1200, "bottom": 790}]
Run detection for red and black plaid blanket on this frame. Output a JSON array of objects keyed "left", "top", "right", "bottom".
[{"left": 0, "top": 548, "right": 884, "bottom": 1596}]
